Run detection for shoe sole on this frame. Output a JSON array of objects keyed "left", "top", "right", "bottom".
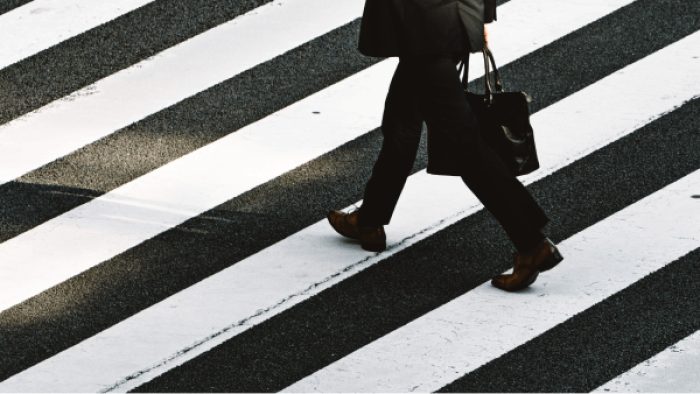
[
  {"left": 361, "top": 240, "right": 386, "bottom": 252},
  {"left": 538, "top": 247, "right": 564, "bottom": 272},
  {"left": 492, "top": 269, "right": 539, "bottom": 292}
]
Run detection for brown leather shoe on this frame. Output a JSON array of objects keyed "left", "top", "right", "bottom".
[
  {"left": 491, "top": 237, "right": 563, "bottom": 292},
  {"left": 327, "top": 209, "right": 386, "bottom": 252}
]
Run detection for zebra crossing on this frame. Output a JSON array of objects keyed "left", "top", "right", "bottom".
[{"left": 0, "top": 0, "right": 699, "bottom": 391}]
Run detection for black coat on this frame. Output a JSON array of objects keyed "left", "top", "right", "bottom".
[{"left": 358, "top": 0, "right": 497, "bottom": 58}]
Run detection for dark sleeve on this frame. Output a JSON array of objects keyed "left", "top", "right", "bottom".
[{"left": 484, "top": 0, "right": 497, "bottom": 22}]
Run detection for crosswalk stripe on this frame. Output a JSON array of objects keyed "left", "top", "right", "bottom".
[
  {"left": 0, "top": 0, "right": 365, "bottom": 185},
  {"left": 0, "top": 0, "right": 156, "bottom": 71},
  {"left": 282, "top": 161, "right": 700, "bottom": 393},
  {"left": 1, "top": 29, "right": 698, "bottom": 391},
  {"left": 0, "top": 0, "right": 643, "bottom": 311},
  {"left": 592, "top": 329, "right": 700, "bottom": 392}
]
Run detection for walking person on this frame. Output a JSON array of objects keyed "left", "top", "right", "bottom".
[{"left": 327, "top": 0, "right": 563, "bottom": 291}]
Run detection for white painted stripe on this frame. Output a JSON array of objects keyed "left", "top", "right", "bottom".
[
  {"left": 0, "top": 0, "right": 156, "bottom": 71},
  {"left": 0, "top": 0, "right": 641, "bottom": 312},
  {"left": 0, "top": 0, "right": 635, "bottom": 186},
  {"left": 593, "top": 330, "right": 700, "bottom": 393},
  {"left": 0, "top": 0, "right": 365, "bottom": 183},
  {"left": 2, "top": 28, "right": 698, "bottom": 394},
  {"left": 283, "top": 171, "right": 700, "bottom": 393}
]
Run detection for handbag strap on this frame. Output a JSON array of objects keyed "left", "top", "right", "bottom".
[
  {"left": 457, "top": 44, "right": 505, "bottom": 104},
  {"left": 484, "top": 45, "right": 504, "bottom": 92}
]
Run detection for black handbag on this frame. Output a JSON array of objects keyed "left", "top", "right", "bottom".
[{"left": 458, "top": 45, "right": 540, "bottom": 176}]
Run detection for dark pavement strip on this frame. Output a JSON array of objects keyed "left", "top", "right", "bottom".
[
  {"left": 0, "top": 0, "right": 697, "bottom": 382},
  {"left": 0, "top": 0, "right": 276, "bottom": 126},
  {"left": 0, "top": 0, "right": 34, "bottom": 16},
  {"left": 133, "top": 97, "right": 700, "bottom": 393}
]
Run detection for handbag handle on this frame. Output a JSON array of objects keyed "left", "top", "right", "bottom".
[
  {"left": 458, "top": 44, "right": 504, "bottom": 92},
  {"left": 457, "top": 44, "right": 504, "bottom": 105},
  {"left": 483, "top": 45, "right": 504, "bottom": 92}
]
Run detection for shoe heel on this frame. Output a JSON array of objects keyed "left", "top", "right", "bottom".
[
  {"left": 361, "top": 241, "right": 386, "bottom": 252},
  {"left": 539, "top": 248, "right": 564, "bottom": 272},
  {"left": 516, "top": 269, "right": 539, "bottom": 291}
]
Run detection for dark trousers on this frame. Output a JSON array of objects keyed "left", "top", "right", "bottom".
[{"left": 357, "top": 52, "right": 548, "bottom": 253}]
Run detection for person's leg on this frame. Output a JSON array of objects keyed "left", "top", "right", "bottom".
[
  {"left": 327, "top": 59, "right": 423, "bottom": 251},
  {"left": 457, "top": 113, "right": 546, "bottom": 252},
  {"left": 400, "top": 53, "right": 547, "bottom": 253},
  {"left": 356, "top": 59, "right": 425, "bottom": 227}
]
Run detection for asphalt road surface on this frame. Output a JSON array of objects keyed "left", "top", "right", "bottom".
[{"left": 0, "top": 0, "right": 699, "bottom": 392}]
